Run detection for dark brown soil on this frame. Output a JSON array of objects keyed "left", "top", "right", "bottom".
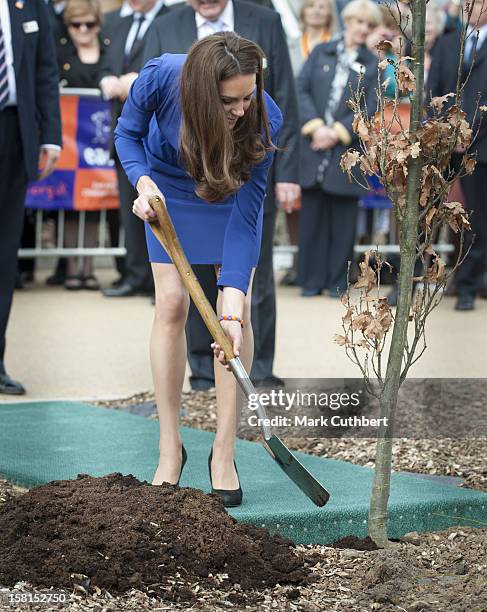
[
  {"left": 331, "top": 535, "right": 379, "bottom": 551},
  {"left": 0, "top": 473, "right": 308, "bottom": 601}
]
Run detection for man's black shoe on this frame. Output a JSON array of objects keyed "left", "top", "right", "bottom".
[
  {"left": 20, "top": 271, "right": 34, "bottom": 284},
  {"left": 280, "top": 269, "right": 297, "bottom": 286},
  {"left": 0, "top": 373, "right": 26, "bottom": 395},
  {"left": 46, "top": 259, "right": 67, "bottom": 286},
  {"left": 301, "top": 289, "right": 321, "bottom": 297},
  {"left": 455, "top": 294, "right": 475, "bottom": 311},
  {"left": 111, "top": 276, "right": 125, "bottom": 288},
  {"left": 253, "top": 375, "right": 285, "bottom": 389},
  {"left": 46, "top": 271, "right": 65, "bottom": 286},
  {"left": 102, "top": 283, "right": 152, "bottom": 298}
]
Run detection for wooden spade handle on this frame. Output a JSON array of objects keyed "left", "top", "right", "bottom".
[{"left": 148, "top": 195, "right": 235, "bottom": 360}]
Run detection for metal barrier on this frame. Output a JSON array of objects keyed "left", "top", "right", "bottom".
[
  {"left": 18, "top": 209, "right": 125, "bottom": 259},
  {"left": 18, "top": 88, "right": 125, "bottom": 260},
  {"left": 274, "top": 244, "right": 455, "bottom": 255}
]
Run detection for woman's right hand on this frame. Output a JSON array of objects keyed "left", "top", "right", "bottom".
[
  {"left": 211, "top": 320, "right": 243, "bottom": 370},
  {"left": 133, "top": 176, "right": 165, "bottom": 222}
]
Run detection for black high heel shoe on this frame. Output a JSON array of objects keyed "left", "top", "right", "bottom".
[
  {"left": 208, "top": 448, "right": 242, "bottom": 507},
  {"left": 176, "top": 444, "right": 188, "bottom": 486}
]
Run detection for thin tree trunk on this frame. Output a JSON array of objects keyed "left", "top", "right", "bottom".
[{"left": 368, "top": 0, "right": 426, "bottom": 547}]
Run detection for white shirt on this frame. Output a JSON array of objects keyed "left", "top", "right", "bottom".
[
  {"left": 120, "top": 1, "right": 133, "bottom": 18},
  {"left": 124, "top": 0, "right": 165, "bottom": 56},
  {"left": 195, "top": 0, "right": 234, "bottom": 40},
  {"left": 51, "top": 1, "right": 66, "bottom": 16}
]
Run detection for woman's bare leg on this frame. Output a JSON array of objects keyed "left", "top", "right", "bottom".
[
  {"left": 150, "top": 262, "right": 190, "bottom": 485},
  {"left": 211, "top": 270, "right": 255, "bottom": 489}
]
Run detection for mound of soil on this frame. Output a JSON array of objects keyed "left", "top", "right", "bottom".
[
  {"left": 0, "top": 473, "right": 308, "bottom": 599},
  {"left": 331, "top": 535, "right": 379, "bottom": 551}
]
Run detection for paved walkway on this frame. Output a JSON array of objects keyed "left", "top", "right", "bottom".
[{"left": 3, "top": 268, "right": 487, "bottom": 402}]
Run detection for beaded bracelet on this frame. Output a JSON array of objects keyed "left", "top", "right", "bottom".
[{"left": 219, "top": 315, "right": 244, "bottom": 328}]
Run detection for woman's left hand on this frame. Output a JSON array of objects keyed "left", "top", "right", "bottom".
[
  {"left": 311, "top": 125, "right": 339, "bottom": 151},
  {"left": 211, "top": 321, "right": 243, "bottom": 370}
]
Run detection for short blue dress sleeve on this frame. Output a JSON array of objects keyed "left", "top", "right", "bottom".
[{"left": 114, "top": 55, "right": 182, "bottom": 187}]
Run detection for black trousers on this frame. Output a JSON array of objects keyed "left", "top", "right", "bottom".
[
  {"left": 297, "top": 187, "right": 358, "bottom": 295},
  {"left": 185, "top": 190, "right": 279, "bottom": 386},
  {"left": 456, "top": 164, "right": 487, "bottom": 297},
  {"left": 0, "top": 108, "right": 28, "bottom": 375},
  {"left": 115, "top": 154, "right": 152, "bottom": 289},
  {"left": 19, "top": 209, "right": 36, "bottom": 274}
]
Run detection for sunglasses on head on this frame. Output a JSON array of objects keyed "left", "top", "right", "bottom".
[{"left": 69, "top": 20, "right": 98, "bottom": 29}]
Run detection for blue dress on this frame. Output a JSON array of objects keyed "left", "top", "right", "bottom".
[{"left": 114, "top": 54, "right": 283, "bottom": 295}]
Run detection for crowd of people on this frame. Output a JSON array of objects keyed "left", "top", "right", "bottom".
[{"left": 1, "top": 0, "right": 486, "bottom": 398}]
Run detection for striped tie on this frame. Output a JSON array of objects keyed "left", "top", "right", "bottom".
[{"left": 0, "top": 20, "right": 9, "bottom": 110}]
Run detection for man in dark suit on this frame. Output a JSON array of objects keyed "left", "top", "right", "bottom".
[
  {"left": 143, "top": 0, "right": 300, "bottom": 389},
  {"left": 99, "top": 0, "right": 170, "bottom": 298},
  {"left": 0, "top": 0, "right": 61, "bottom": 394},
  {"left": 429, "top": 0, "right": 487, "bottom": 311},
  {"left": 46, "top": 0, "right": 68, "bottom": 41}
]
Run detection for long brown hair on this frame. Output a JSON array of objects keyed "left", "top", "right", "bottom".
[{"left": 179, "top": 32, "right": 275, "bottom": 203}]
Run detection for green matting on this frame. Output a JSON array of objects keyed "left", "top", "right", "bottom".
[{"left": 0, "top": 401, "right": 485, "bottom": 545}]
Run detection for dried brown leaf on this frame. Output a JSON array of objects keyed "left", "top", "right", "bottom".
[
  {"left": 425, "top": 206, "right": 436, "bottom": 229},
  {"left": 364, "top": 318, "right": 386, "bottom": 342},
  {"left": 342, "top": 307, "right": 354, "bottom": 325},
  {"left": 446, "top": 106, "right": 472, "bottom": 149},
  {"left": 353, "top": 116, "right": 370, "bottom": 142},
  {"left": 376, "top": 40, "right": 393, "bottom": 52},
  {"left": 440, "top": 201, "right": 471, "bottom": 233},
  {"left": 397, "top": 63, "right": 416, "bottom": 94},
  {"left": 463, "top": 154, "right": 476, "bottom": 175},
  {"left": 334, "top": 334, "right": 348, "bottom": 347},
  {"left": 430, "top": 93, "right": 455, "bottom": 112},
  {"left": 354, "top": 269, "right": 376, "bottom": 293},
  {"left": 376, "top": 303, "right": 393, "bottom": 331},
  {"left": 359, "top": 155, "right": 375, "bottom": 175},
  {"left": 425, "top": 255, "right": 446, "bottom": 283},
  {"left": 410, "top": 141, "right": 421, "bottom": 158},
  {"left": 340, "top": 149, "right": 360, "bottom": 178},
  {"left": 351, "top": 312, "right": 373, "bottom": 332}
]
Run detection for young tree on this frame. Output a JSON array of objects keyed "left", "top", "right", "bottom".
[{"left": 336, "top": 0, "right": 479, "bottom": 546}]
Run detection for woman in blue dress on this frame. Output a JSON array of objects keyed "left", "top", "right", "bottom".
[{"left": 114, "top": 32, "right": 282, "bottom": 506}]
